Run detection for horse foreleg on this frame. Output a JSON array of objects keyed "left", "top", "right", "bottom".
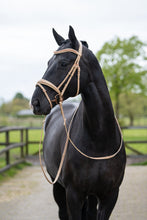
[
  {"left": 66, "top": 186, "right": 84, "bottom": 220},
  {"left": 97, "top": 188, "right": 119, "bottom": 220},
  {"left": 87, "top": 195, "right": 98, "bottom": 220},
  {"left": 53, "top": 182, "right": 68, "bottom": 220},
  {"left": 82, "top": 198, "right": 88, "bottom": 220},
  {"left": 81, "top": 195, "right": 98, "bottom": 220}
]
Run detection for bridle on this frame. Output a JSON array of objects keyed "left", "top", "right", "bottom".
[
  {"left": 36, "top": 41, "right": 123, "bottom": 185},
  {"left": 36, "top": 41, "right": 83, "bottom": 184},
  {"left": 36, "top": 41, "right": 82, "bottom": 109}
]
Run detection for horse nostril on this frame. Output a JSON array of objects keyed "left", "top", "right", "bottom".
[
  {"left": 32, "top": 99, "right": 40, "bottom": 112},
  {"left": 32, "top": 99, "right": 40, "bottom": 106}
]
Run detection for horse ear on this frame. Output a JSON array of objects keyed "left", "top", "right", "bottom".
[
  {"left": 68, "top": 26, "right": 78, "bottom": 48},
  {"left": 52, "top": 28, "right": 65, "bottom": 46},
  {"left": 81, "top": 41, "right": 88, "bottom": 48}
]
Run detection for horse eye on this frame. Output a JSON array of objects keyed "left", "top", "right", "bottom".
[{"left": 60, "top": 61, "right": 68, "bottom": 67}]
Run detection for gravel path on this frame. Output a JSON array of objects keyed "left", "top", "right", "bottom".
[{"left": 0, "top": 165, "right": 147, "bottom": 220}]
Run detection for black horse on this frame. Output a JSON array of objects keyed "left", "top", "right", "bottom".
[{"left": 31, "top": 26, "right": 126, "bottom": 220}]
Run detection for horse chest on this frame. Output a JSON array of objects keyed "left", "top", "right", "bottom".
[{"left": 63, "top": 152, "right": 122, "bottom": 195}]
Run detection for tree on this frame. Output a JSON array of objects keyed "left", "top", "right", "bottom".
[
  {"left": 119, "top": 93, "right": 147, "bottom": 126},
  {"left": 13, "top": 92, "right": 29, "bottom": 101},
  {"left": 0, "top": 93, "right": 29, "bottom": 116},
  {"left": 14, "top": 92, "right": 25, "bottom": 100},
  {"left": 96, "top": 36, "right": 147, "bottom": 118}
]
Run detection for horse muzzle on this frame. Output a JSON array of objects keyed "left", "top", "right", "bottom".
[{"left": 31, "top": 98, "right": 51, "bottom": 115}]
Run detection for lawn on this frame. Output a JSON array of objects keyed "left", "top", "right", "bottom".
[
  {"left": 0, "top": 129, "right": 43, "bottom": 169},
  {"left": 122, "top": 129, "right": 147, "bottom": 155}
]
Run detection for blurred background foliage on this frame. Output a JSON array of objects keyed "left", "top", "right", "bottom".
[
  {"left": 96, "top": 35, "right": 147, "bottom": 125},
  {"left": 0, "top": 35, "right": 147, "bottom": 127}
]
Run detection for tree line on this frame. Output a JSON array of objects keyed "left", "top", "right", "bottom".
[{"left": 0, "top": 93, "right": 30, "bottom": 116}]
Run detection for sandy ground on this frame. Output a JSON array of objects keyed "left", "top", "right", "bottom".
[{"left": 0, "top": 165, "right": 147, "bottom": 220}]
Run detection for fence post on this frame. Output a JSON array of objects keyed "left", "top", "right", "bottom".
[
  {"left": 5, "top": 131, "right": 10, "bottom": 165},
  {"left": 20, "top": 130, "right": 24, "bottom": 158},
  {"left": 26, "top": 128, "right": 29, "bottom": 156}
]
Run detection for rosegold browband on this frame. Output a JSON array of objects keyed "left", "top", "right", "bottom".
[{"left": 36, "top": 41, "right": 82, "bottom": 109}]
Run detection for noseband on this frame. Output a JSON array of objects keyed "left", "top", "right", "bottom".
[{"left": 36, "top": 41, "right": 82, "bottom": 109}]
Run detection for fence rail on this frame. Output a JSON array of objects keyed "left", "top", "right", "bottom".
[
  {"left": 121, "top": 126, "right": 147, "bottom": 155},
  {"left": 0, "top": 126, "right": 41, "bottom": 173},
  {"left": 0, "top": 126, "right": 147, "bottom": 173}
]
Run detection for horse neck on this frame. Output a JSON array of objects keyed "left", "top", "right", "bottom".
[{"left": 81, "top": 61, "right": 116, "bottom": 141}]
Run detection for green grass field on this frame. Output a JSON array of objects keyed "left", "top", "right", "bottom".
[
  {"left": 122, "top": 129, "right": 147, "bottom": 155},
  {"left": 0, "top": 128, "right": 147, "bottom": 171},
  {"left": 0, "top": 129, "right": 42, "bottom": 169}
]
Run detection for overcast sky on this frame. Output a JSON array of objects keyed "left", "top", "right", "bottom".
[{"left": 0, "top": 0, "right": 147, "bottom": 102}]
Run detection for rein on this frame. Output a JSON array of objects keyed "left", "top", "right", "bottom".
[{"left": 37, "top": 42, "right": 123, "bottom": 185}]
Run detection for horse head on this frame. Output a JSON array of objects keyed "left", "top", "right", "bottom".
[{"left": 31, "top": 26, "right": 90, "bottom": 115}]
